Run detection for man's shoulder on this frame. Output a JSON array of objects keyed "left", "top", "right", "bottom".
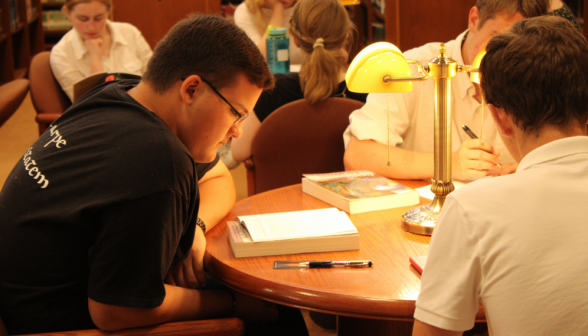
[{"left": 403, "top": 34, "right": 462, "bottom": 62}]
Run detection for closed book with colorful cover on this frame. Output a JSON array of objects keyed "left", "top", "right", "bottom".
[
  {"left": 228, "top": 208, "right": 359, "bottom": 258},
  {"left": 302, "top": 170, "right": 419, "bottom": 214}
]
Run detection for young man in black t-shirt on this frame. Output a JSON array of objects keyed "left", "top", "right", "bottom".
[{"left": 0, "top": 15, "right": 283, "bottom": 334}]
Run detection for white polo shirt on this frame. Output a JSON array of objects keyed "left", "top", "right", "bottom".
[
  {"left": 343, "top": 31, "right": 514, "bottom": 165},
  {"left": 415, "top": 136, "right": 588, "bottom": 335},
  {"left": 50, "top": 20, "right": 152, "bottom": 100}
]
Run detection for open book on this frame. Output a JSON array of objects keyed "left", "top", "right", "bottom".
[
  {"left": 228, "top": 208, "right": 359, "bottom": 258},
  {"left": 73, "top": 72, "right": 141, "bottom": 102},
  {"left": 302, "top": 170, "right": 419, "bottom": 214}
]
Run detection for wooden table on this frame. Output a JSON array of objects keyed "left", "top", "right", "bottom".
[{"left": 204, "top": 182, "right": 485, "bottom": 335}]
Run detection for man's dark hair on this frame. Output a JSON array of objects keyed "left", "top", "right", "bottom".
[
  {"left": 143, "top": 14, "right": 274, "bottom": 92},
  {"left": 475, "top": 0, "right": 549, "bottom": 29},
  {"left": 480, "top": 16, "right": 588, "bottom": 132}
]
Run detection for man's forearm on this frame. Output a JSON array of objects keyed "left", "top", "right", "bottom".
[
  {"left": 344, "top": 136, "right": 435, "bottom": 180},
  {"left": 198, "top": 162, "right": 236, "bottom": 232},
  {"left": 88, "top": 285, "right": 232, "bottom": 331}
]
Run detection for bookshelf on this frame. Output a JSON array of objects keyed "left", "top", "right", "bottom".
[
  {"left": 40, "top": 0, "right": 69, "bottom": 50},
  {"left": 0, "top": 0, "right": 43, "bottom": 85}
]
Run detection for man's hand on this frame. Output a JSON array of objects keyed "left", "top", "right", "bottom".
[
  {"left": 232, "top": 290, "right": 279, "bottom": 325},
  {"left": 452, "top": 139, "right": 501, "bottom": 180},
  {"left": 164, "top": 226, "right": 207, "bottom": 289}
]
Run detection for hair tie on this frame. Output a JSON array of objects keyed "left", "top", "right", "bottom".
[{"left": 313, "top": 38, "right": 324, "bottom": 49}]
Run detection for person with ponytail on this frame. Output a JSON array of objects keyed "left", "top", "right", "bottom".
[{"left": 231, "top": 0, "right": 367, "bottom": 162}]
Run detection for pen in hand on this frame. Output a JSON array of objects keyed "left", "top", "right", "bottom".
[{"left": 461, "top": 125, "right": 502, "bottom": 168}]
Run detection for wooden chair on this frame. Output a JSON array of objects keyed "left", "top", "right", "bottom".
[
  {"left": 244, "top": 97, "right": 365, "bottom": 196},
  {"left": 0, "top": 314, "right": 245, "bottom": 336},
  {"left": 0, "top": 79, "right": 29, "bottom": 128},
  {"left": 29, "top": 51, "right": 71, "bottom": 135}
]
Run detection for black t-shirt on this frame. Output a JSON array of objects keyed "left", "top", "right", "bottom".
[
  {"left": 254, "top": 72, "right": 368, "bottom": 122},
  {"left": 0, "top": 80, "right": 218, "bottom": 335}
]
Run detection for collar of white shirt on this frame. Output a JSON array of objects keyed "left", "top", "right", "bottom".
[
  {"left": 517, "top": 136, "right": 588, "bottom": 172},
  {"left": 71, "top": 20, "right": 129, "bottom": 60},
  {"left": 448, "top": 30, "right": 476, "bottom": 101}
]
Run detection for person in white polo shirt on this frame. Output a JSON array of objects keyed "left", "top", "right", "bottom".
[{"left": 413, "top": 16, "right": 588, "bottom": 336}]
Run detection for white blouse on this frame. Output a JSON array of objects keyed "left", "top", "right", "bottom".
[
  {"left": 234, "top": 4, "right": 303, "bottom": 65},
  {"left": 50, "top": 20, "right": 152, "bottom": 100}
]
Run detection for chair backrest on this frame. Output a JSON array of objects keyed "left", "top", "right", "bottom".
[
  {"left": 0, "top": 79, "right": 29, "bottom": 128},
  {"left": 247, "top": 97, "right": 365, "bottom": 195},
  {"left": 29, "top": 51, "right": 71, "bottom": 135}
]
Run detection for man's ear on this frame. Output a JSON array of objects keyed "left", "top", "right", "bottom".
[
  {"left": 468, "top": 6, "right": 480, "bottom": 32},
  {"left": 180, "top": 75, "right": 203, "bottom": 105},
  {"left": 488, "top": 104, "right": 514, "bottom": 137}
]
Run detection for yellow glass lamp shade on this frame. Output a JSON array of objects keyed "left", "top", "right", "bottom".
[
  {"left": 345, "top": 42, "right": 414, "bottom": 93},
  {"left": 339, "top": 0, "right": 361, "bottom": 5},
  {"left": 469, "top": 48, "right": 487, "bottom": 84}
]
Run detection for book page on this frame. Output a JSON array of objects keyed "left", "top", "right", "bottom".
[{"left": 237, "top": 208, "right": 357, "bottom": 242}]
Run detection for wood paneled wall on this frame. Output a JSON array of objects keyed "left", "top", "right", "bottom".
[
  {"left": 112, "top": 0, "right": 221, "bottom": 49},
  {"left": 385, "top": 0, "right": 477, "bottom": 52}
]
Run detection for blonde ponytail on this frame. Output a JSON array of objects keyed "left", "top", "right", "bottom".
[{"left": 290, "top": 0, "right": 354, "bottom": 105}]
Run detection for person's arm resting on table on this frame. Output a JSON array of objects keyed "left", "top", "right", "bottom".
[
  {"left": 87, "top": 160, "right": 238, "bottom": 331},
  {"left": 344, "top": 134, "right": 502, "bottom": 180},
  {"left": 344, "top": 89, "right": 503, "bottom": 180},
  {"left": 165, "top": 160, "right": 235, "bottom": 289}
]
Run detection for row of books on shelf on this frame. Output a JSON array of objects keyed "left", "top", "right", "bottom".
[
  {"left": 229, "top": 170, "right": 420, "bottom": 258},
  {"left": 372, "top": 0, "right": 385, "bottom": 15},
  {"left": 4, "top": 0, "right": 38, "bottom": 32},
  {"left": 42, "top": 10, "right": 71, "bottom": 30}
]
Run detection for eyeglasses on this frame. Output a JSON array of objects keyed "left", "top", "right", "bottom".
[{"left": 182, "top": 77, "right": 248, "bottom": 124}]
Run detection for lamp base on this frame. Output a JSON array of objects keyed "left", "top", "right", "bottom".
[{"left": 401, "top": 195, "right": 446, "bottom": 235}]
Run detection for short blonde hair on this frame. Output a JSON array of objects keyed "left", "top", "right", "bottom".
[
  {"left": 65, "top": 0, "right": 112, "bottom": 12},
  {"left": 290, "top": 0, "right": 354, "bottom": 105},
  {"left": 476, "top": 0, "right": 549, "bottom": 28}
]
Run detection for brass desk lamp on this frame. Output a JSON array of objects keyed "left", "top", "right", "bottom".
[{"left": 345, "top": 42, "right": 483, "bottom": 235}]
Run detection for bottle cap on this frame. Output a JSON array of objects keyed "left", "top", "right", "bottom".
[{"left": 268, "top": 27, "right": 287, "bottom": 37}]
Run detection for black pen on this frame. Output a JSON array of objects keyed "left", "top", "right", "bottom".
[
  {"left": 273, "top": 260, "right": 373, "bottom": 269},
  {"left": 461, "top": 125, "right": 502, "bottom": 168}
]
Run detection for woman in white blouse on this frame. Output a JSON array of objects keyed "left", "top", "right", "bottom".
[
  {"left": 234, "top": 0, "right": 302, "bottom": 65},
  {"left": 50, "top": 0, "right": 152, "bottom": 101}
]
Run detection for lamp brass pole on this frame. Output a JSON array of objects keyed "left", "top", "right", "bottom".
[{"left": 401, "top": 44, "right": 457, "bottom": 235}]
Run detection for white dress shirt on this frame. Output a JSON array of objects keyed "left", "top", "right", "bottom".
[
  {"left": 343, "top": 30, "right": 514, "bottom": 164},
  {"left": 50, "top": 20, "right": 152, "bottom": 101},
  {"left": 234, "top": 3, "right": 303, "bottom": 65},
  {"left": 415, "top": 136, "right": 588, "bottom": 335}
]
